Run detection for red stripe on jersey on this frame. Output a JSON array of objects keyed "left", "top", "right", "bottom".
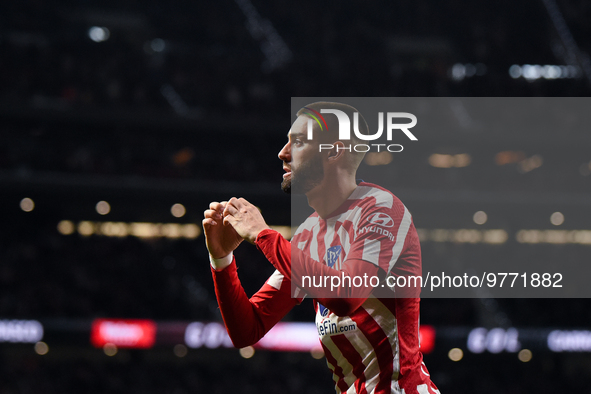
[
  {"left": 349, "top": 307, "right": 395, "bottom": 393},
  {"left": 316, "top": 220, "right": 328, "bottom": 266},
  {"left": 394, "top": 298, "right": 421, "bottom": 378},
  {"left": 331, "top": 334, "right": 368, "bottom": 394},
  {"left": 338, "top": 218, "right": 354, "bottom": 235},
  {"left": 322, "top": 342, "right": 350, "bottom": 393}
]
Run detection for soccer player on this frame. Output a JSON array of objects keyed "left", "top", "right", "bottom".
[{"left": 203, "top": 102, "right": 439, "bottom": 394}]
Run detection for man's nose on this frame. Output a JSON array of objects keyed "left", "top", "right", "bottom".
[{"left": 278, "top": 142, "right": 290, "bottom": 161}]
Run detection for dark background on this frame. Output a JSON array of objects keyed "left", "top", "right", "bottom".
[{"left": 1, "top": 0, "right": 591, "bottom": 393}]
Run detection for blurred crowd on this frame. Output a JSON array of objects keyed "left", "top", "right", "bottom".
[
  {"left": 1, "top": 122, "right": 590, "bottom": 196},
  {"left": 0, "top": 122, "right": 282, "bottom": 183},
  {"left": 2, "top": 219, "right": 590, "bottom": 329},
  {"left": 1, "top": 0, "right": 590, "bottom": 118},
  {"left": 0, "top": 349, "right": 335, "bottom": 394},
  {"left": 1, "top": 336, "right": 590, "bottom": 393},
  {"left": 2, "top": 0, "right": 591, "bottom": 392}
]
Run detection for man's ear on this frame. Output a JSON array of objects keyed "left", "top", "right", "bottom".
[{"left": 327, "top": 141, "right": 346, "bottom": 161}]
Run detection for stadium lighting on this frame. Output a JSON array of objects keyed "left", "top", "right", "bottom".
[
  {"left": 66, "top": 220, "right": 202, "bottom": 239},
  {"left": 518, "top": 155, "right": 543, "bottom": 173},
  {"left": 364, "top": 151, "right": 393, "bottom": 166},
  {"left": 509, "top": 65, "right": 522, "bottom": 79},
  {"left": 451, "top": 64, "right": 465, "bottom": 81},
  {"left": 171, "top": 203, "right": 186, "bottom": 218},
  {"left": 450, "top": 63, "right": 486, "bottom": 81},
  {"left": 57, "top": 220, "right": 75, "bottom": 235},
  {"left": 544, "top": 65, "right": 561, "bottom": 79},
  {"left": 96, "top": 201, "right": 111, "bottom": 215},
  {"left": 428, "top": 153, "right": 472, "bottom": 168},
  {"left": 448, "top": 348, "right": 463, "bottom": 361},
  {"left": 88, "top": 26, "right": 110, "bottom": 42},
  {"left": 310, "top": 348, "right": 324, "bottom": 359},
  {"left": 550, "top": 212, "right": 564, "bottom": 226},
  {"left": 454, "top": 154, "right": 471, "bottom": 167},
  {"left": 151, "top": 38, "right": 166, "bottom": 52},
  {"left": 20, "top": 197, "right": 34, "bottom": 212},
  {"left": 78, "top": 221, "right": 95, "bottom": 236},
  {"left": 34, "top": 341, "right": 49, "bottom": 355},
  {"left": 174, "top": 344, "right": 188, "bottom": 358},
  {"left": 518, "top": 349, "right": 533, "bottom": 362},
  {"left": 103, "top": 343, "right": 118, "bottom": 356},
  {"left": 420, "top": 229, "right": 508, "bottom": 244},
  {"left": 449, "top": 63, "right": 486, "bottom": 81},
  {"left": 0, "top": 320, "right": 44, "bottom": 343},
  {"left": 239, "top": 346, "right": 255, "bottom": 359},
  {"left": 473, "top": 211, "right": 488, "bottom": 225},
  {"left": 516, "top": 230, "right": 591, "bottom": 245},
  {"left": 522, "top": 65, "right": 542, "bottom": 80},
  {"left": 495, "top": 151, "right": 526, "bottom": 165},
  {"left": 464, "top": 64, "right": 476, "bottom": 77},
  {"left": 509, "top": 64, "right": 580, "bottom": 81},
  {"left": 428, "top": 154, "right": 454, "bottom": 168}
]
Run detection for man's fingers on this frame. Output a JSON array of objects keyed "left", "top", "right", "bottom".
[
  {"left": 223, "top": 214, "right": 236, "bottom": 227},
  {"left": 209, "top": 201, "right": 221, "bottom": 211},
  {"left": 238, "top": 197, "right": 259, "bottom": 212},
  {"left": 202, "top": 218, "right": 218, "bottom": 227},
  {"left": 228, "top": 197, "right": 245, "bottom": 209},
  {"left": 223, "top": 202, "right": 239, "bottom": 217},
  {"left": 209, "top": 201, "right": 228, "bottom": 214},
  {"left": 204, "top": 209, "right": 222, "bottom": 220}
]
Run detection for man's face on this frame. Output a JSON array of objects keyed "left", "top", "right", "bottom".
[{"left": 278, "top": 116, "right": 324, "bottom": 194}]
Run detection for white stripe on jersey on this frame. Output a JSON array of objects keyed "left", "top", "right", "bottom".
[
  {"left": 266, "top": 270, "right": 284, "bottom": 290},
  {"left": 321, "top": 338, "right": 359, "bottom": 389},
  {"left": 388, "top": 206, "right": 412, "bottom": 273},
  {"left": 366, "top": 298, "right": 400, "bottom": 382},
  {"left": 267, "top": 269, "right": 306, "bottom": 299},
  {"left": 391, "top": 381, "right": 404, "bottom": 394},
  {"left": 309, "top": 222, "right": 321, "bottom": 262},
  {"left": 416, "top": 384, "right": 440, "bottom": 394},
  {"left": 318, "top": 298, "right": 401, "bottom": 393},
  {"left": 337, "top": 221, "right": 352, "bottom": 256},
  {"left": 324, "top": 217, "right": 338, "bottom": 267},
  {"left": 361, "top": 238, "right": 382, "bottom": 267},
  {"left": 346, "top": 303, "right": 392, "bottom": 393},
  {"left": 298, "top": 215, "right": 319, "bottom": 232},
  {"left": 349, "top": 186, "right": 394, "bottom": 209}
]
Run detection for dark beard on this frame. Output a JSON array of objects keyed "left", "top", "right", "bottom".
[
  {"left": 282, "top": 154, "right": 324, "bottom": 194},
  {"left": 281, "top": 177, "right": 291, "bottom": 194}
]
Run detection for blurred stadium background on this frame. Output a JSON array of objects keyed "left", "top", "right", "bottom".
[{"left": 1, "top": 0, "right": 591, "bottom": 393}]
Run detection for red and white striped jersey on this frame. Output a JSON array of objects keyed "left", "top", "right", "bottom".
[
  {"left": 290, "top": 182, "right": 439, "bottom": 394},
  {"left": 212, "top": 182, "right": 439, "bottom": 394}
]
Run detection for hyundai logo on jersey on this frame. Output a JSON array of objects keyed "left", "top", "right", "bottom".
[
  {"left": 367, "top": 212, "right": 395, "bottom": 228},
  {"left": 326, "top": 245, "right": 341, "bottom": 268},
  {"left": 319, "top": 303, "right": 330, "bottom": 317}
]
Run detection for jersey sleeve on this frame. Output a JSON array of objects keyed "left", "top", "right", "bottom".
[
  {"left": 211, "top": 257, "right": 299, "bottom": 348},
  {"left": 255, "top": 229, "right": 381, "bottom": 316},
  {"left": 347, "top": 202, "right": 414, "bottom": 275}
]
